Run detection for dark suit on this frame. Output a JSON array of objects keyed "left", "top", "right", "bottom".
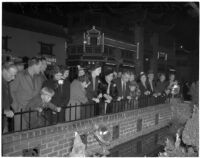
[
  {"left": 138, "top": 81, "right": 151, "bottom": 108},
  {"left": 115, "top": 78, "right": 129, "bottom": 99},
  {"left": 138, "top": 82, "right": 150, "bottom": 97},
  {"left": 86, "top": 76, "right": 100, "bottom": 116},
  {"left": 2, "top": 79, "right": 12, "bottom": 111},
  {"left": 86, "top": 76, "right": 100, "bottom": 100},
  {"left": 155, "top": 81, "right": 168, "bottom": 95},
  {"left": 2, "top": 78, "right": 13, "bottom": 132},
  {"left": 146, "top": 79, "right": 156, "bottom": 106},
  {"left": 146, "top": 79, "right": 156, "bottom": 94},
  {"left": 98, "top": 79, "right": 118, "bottom": 114}
]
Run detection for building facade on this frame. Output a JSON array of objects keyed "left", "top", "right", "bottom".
[
  {"left": 2, "top": 11, "right": 67, "bottom": 65},
  {"left": 66, "top": 26, "right": 138, "bottom": 72},
  {"left": 66, "top": 11, "right": 176, "bottom": 76}
]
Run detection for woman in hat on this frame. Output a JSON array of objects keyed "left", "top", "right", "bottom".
[
  {"left": 66, "top": 66, "right": 90, "bottom": 121},
  {"left": 86, "top": 62, "right": 102, "bottom": 116},
  {"left": 98, "top": 67, "right": 118, "bottom": 114}
]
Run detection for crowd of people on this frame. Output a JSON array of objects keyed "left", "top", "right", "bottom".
[{"left": 2, "top": 56, "right": 180, "bottom": 133}]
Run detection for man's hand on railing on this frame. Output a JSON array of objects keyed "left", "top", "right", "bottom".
[
  {"left": 153, "top": 93, "right": 161, "bottom": 97},
  {"left": 36, "top": 107, "right": 43, "bottom": 113},
  {"left": 92, "top": 98, "right": 100, "bottom": 103},
  {"left": 105, "top": 99, "right": 111, "bottom": 103},
  {"left": 153, "top": 93, "right": 158, "bottom": 97},
  {"left": 144, "top": 91, "right": 150, "bottom": 95},
  {"left": 4, "top": 110, "right": 14, "bottom": 118},
  {"left": 127, "top": 96, "right": 132, "bottom": 100},
  {"left": 52, "top": 111, "right": 57, "bottom": 115},
  {"left": 56, "top": 107, "right": 61, "bottom": 112},
  {"left": 117, "top": 97, "right": 122, "bottom": 101},
  {"left": 97, "top": 93, "right": 103, "bottom": 99},
  {"left": 104, "top": 94, "right": 112, "bottom": 101},
  {"left": 165, "top": 89, "right": 170, "bottom": 95}
]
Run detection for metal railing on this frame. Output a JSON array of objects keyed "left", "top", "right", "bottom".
[{"left": 2, "top": 95, "right": 169, "bottom": 135}]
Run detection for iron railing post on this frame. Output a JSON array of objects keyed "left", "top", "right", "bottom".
[
  {"left": 69, "top": 104, "right": 71, "bottom": 121},
  {"left": 20, "top": 109, "right": 22, "bottom": 131},
  {"left": 75, "top": 104, "right": 77, "bottom": 120},
  {"left": 57, "top": 109, "right": 59, "bottom": 124},
  {"left": 29, "top": 108, "right": 31, "bottom": 130}
]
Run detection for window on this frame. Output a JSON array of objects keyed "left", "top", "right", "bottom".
[
  {"left": 90, "top": 37, "right": 97, "bottom": 45},
  {"left": 39, "top": 42, "right": 54, "bottom": 55},
  {"left": 121, "top": 50, "right": 133, "bottom": 59}
]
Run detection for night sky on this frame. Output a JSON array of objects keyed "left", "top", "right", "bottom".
[{"left": 3, "top": 2, "right": 199, "bottom": 51}]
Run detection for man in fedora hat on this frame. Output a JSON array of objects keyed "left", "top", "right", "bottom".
[
  {"left": 146, "top": 70, "right": 156, "bottom": 95},
  {"left": 115, "top": 70, "right": 130, "bottom": 101}
]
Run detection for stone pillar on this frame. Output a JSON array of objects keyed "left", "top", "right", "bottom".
[
  {"left": 134, "top": 24, "right": 144, "bottom": 74},
  {"left": 150, "top": 33, "right": 159, "bottom": 76}
]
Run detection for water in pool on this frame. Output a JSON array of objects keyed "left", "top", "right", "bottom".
[{"left": 108, "top": 127, "right": 169, "bottom": 157}]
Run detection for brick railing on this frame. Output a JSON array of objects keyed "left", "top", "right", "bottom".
[
  {"left": 3, "top": 95, "right": 169, "bottom": 135},
  {"left": 2, "top": 101, "right": 172, "bottom": 156}
]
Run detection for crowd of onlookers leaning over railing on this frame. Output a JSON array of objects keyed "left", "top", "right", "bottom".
[{"left": 2, "top": 56, "right": 193, "bottom": 134}]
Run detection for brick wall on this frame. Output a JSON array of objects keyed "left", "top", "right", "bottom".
[{"left": 2, "top": 103, "right": 172, "bottom": 157}]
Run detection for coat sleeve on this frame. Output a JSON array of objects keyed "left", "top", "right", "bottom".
[
  {"left": 10, "top": 73, "right": 21, "bottom": 111},
  {"left": 69, "top": 81, "right": 88, "bottom": 106},
  {"left": 26, "top": 95, "right": 41, "bottom": 111},
  {"left": 86, "top": 84, "right": 99, "bottom": 101},
  {"left": 61, "top": 80, "right": 70, "bottom": 106},
  {"left": 115, "top": 79, "right": 122, "bottom": 97},
  {"left": 2, "top": 83, "right": 9, "bottom": 110},
  {"left": 86, "top": 86, "right": 93, "bottom": 100},
  {"left": 110, "top": 83, "right": 118, "bottom": 100},
  {"left": 98, "top": 80, "right": 107, "bottom": 96}
]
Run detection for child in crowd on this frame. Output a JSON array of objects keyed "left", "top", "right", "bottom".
[
  {"left": 127, "top": 82, "right": 141, "bottom": 108},
  {"left": 127, "top": 82, "right": 141, "bottom": 100},
  {"left": 25, "top": 87, "right": 61, "bottom": 128}
]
